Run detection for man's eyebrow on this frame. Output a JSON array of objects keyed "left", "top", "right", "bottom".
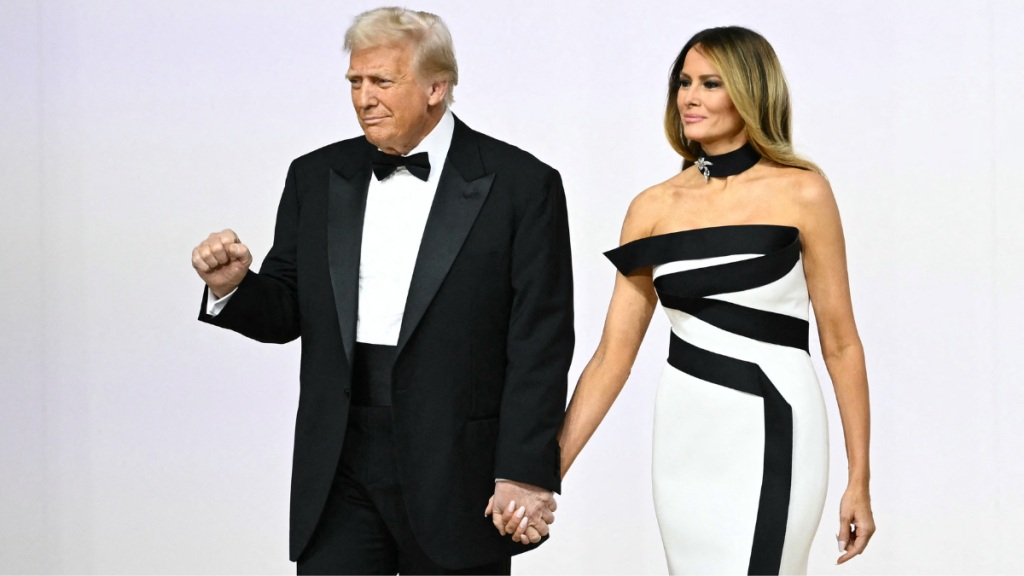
[{"left": 345, "top": 70, "right": 397, "bottom": 80}]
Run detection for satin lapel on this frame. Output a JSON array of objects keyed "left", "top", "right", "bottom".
[
  {"left": 327, "top": 166, "right": 371, "bottom": 368},
  {"left": 395, "top": 159, "right": 495, "bottom": 358}
]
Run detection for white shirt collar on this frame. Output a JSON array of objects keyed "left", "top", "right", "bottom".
[{"left": 401, "top": 108, "right": 454, "bottom": 185}]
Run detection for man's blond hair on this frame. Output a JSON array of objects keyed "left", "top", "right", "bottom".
[{"left": 344, "top": 7, "right": 458, "bottom": 107}]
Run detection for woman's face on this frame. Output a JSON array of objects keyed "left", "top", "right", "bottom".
[{"left": 677, "top": 47, "right": 746, "bottom": 150}]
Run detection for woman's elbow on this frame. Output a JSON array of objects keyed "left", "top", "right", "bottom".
[{"left": 820, "top": 332, "right": 863, "bottom": 363}]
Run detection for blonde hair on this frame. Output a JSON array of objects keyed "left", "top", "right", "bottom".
[
  {"left": 664, "top": 26, "right": 822, "bottom": 175},
  {"left": 344, "top": 7, "right": 458, "bottom": 107}
]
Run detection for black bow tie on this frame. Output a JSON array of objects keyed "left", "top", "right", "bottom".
[{"left": 371, "top": 150, "right": 431, "bottom": 182}]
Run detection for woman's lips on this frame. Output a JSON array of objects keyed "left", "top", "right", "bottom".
[{"left": 683, "top": 115, "right": 705, "bottom": 123}]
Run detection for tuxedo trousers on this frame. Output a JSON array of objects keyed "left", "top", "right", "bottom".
[{"left": 296, "top": 344, "right": 511, "bottom": 575}]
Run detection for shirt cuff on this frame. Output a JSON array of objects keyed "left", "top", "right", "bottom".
[{"left": 206, "top": 286, "right": 237, "bottom": 317}]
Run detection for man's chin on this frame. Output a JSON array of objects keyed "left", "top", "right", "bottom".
[{"left": 361, "top": 127, "right": 393, "bottom": 150}]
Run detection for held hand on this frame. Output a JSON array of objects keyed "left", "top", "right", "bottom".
[
  {"left": 484, "top": 481, "right": 556, "bottom": 545},
  {"left": 191, "top": 229, "right": 252, "bottom": 298},
  {"left": 837, "top": 485, "right": 875, "bottom": 564},
  {"left": 486, "top": 497, "right": 544, "bottom": 545}
]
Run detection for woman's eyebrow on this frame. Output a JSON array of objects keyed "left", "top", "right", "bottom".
[{"left": 679, "top": 73, "right": 722, "bottom": 80}]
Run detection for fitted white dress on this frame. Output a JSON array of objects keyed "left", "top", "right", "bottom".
[{"left": 605, "top": 225, "right": 829, "bottom": 575}]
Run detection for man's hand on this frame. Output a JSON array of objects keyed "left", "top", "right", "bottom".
[
  {"left": 484, "top": 480, "right": 556, "bottom": 545},
  {"left": 191, "top": 229, "right": 252, "bottom": 298}
]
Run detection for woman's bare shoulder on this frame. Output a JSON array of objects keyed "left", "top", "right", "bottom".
[
  {"left": 620, "top": 175, "right": 686, "bottom": 243},
  {"left": 760, "top": 164, "right": 835, "bottom": 210},
  {"left": 629, "top": 168, "right": 702, "bottom": 216},
  {"left": 761, "top": 166, "right": 843, "bottom": 239}
]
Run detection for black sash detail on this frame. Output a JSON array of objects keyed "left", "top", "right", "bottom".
[
  {"left": 352, "top": 343, "right": 397, "bottom": 407},
  {"left": 605, "top": 225, "right": 799, "bottom": 276},
  {"left": 668, "top": 332, "right": 793, "bottom": 576},
  {"left": 608, "top": 224, "right": 809, "bottom": 353},
  {"left": 656, "top": 294, "right": 809, "bottom": 352},
  {"left": 652, "top": 238, "right": 800, "bottom": 298}
]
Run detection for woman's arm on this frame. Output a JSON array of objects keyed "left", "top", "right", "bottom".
[
  {"left": 486, "top": 190, "right": 662, "bottom": 532},
  {"left": 798, "top": 174, "right": 875, "bottom": 563},
  {"left": 558, "top": 194, "right": 661, "bottom": 478}
]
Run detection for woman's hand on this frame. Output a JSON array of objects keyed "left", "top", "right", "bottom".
[
  {"left": 484, "top": 496, "right": 543, "bottom": 545},
  {"left": 836, "top": 485, "right": 875, "bottom": 564}
]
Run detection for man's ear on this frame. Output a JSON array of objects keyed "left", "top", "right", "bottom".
[{"left": 427, "top": 80, "right": 449, "bottom": 107}]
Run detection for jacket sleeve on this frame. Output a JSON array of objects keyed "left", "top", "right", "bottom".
[
  {"left": 493, "top": 167, "right": 574, "bottom": 493},
  {"left": 197, "top": 162, "right": 301, "bottom": 344}
]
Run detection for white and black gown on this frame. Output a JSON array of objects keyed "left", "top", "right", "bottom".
[{"left": 605, "top": 225, "right": 829, "bottom": 575}]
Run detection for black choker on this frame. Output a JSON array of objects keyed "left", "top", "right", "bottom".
[{"left": 695, "top": 142, "right": 762, "bottom": 183}]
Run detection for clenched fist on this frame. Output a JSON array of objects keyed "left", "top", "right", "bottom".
[{"left": 191, "top": 229, "right": 252, "bottom": 298}]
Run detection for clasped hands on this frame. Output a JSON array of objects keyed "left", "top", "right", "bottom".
[{"left": 484, "top": 480, "right": 557, "bottom": 545}]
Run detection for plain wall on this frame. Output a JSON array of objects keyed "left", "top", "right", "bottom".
[{"left": 1, "top": 0, "right": 1023, "bottom": 573}]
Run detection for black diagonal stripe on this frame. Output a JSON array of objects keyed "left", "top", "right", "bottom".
[
  {"left": 668, "top": 333, "right": 793, "bottom": 575},
  {"left": 653, "top": 238, "right": 800, "bottom": 298},
  {"left": 657, "top": 294, "right": 809, "bottom": 352},
  {"left": 605, "top": 225, "right": 798, "bottom": 276},
  {"left": 668, "top": 329, "right": 762, "bottom": 394}
]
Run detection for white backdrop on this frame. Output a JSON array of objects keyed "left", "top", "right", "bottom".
[{"left": 2, "top": 1, "right": 1023, "bottom": 573}]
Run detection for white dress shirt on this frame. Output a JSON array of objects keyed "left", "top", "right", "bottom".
[
  {"left": 355, "top": 109, "right": 454, "bottom": 344},
  {"left": 207, "top": 109, "right": 455, "bottom": 349}
]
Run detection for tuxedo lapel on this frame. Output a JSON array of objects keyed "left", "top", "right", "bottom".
[
  {"left": 395, "top": 117, "right": 494, "bottom": 358},
  {"left": 327, "top": 143, "right": 373, "bottom": 369}
]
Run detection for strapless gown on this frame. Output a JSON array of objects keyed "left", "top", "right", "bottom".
[{"left": 605, "top": 225, "right": 829, "bottom": 576}]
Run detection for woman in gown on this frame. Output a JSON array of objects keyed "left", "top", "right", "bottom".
[{"left": 558, "top": 27, "right": 875, "bottom": 574}]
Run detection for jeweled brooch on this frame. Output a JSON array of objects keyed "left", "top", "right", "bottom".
[{"left": 695, "top": 157, "right": 713, "bottom": 184}]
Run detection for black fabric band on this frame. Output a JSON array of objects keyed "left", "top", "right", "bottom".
[
  {"left": 667, "top": 332, "right": 793, "bottom": 575},
  {"left": 352, "top": 343, "right": 397, "bottom": 407},
  {"left": 652, "top": 237, "right": 800, "bottom": 299},
  {"left": 605, "top": 225, "right": 799, "bottom": 277},
  {"left": 698, "top": 142, "right": 762, "bottom": 180},
  {"left": 657, "top": 294, "right": 809, "bottom": 352}
]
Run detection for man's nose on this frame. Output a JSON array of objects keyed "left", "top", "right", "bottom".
[{"left": 354, "top": 85, "right": 379, "bottom": 110}]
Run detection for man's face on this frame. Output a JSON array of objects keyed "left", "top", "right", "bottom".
[{"left": 347, "top": 43, "right": 439, "bottom": 155}]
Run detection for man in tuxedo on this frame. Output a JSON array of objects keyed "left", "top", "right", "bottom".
[{"left": 190, "top": 7, "right": 573, "bottom": 574}]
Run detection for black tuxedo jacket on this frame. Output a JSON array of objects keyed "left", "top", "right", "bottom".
[{"left": 199, "top": 116, "right": 574, "bottom": 568}]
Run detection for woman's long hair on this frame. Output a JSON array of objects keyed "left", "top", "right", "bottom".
[{"left": 664, "top": 26, "right": 823, "bottom": 175}]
